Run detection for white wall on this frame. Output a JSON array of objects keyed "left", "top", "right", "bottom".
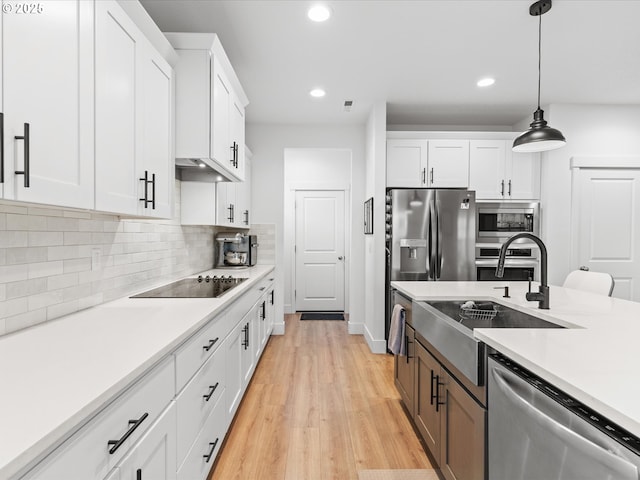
[
  {"left": 247, "top": 124, "right": 366, "bottom": 334},
  {"left": 541, "top": 104, "right": 640, "bottom": 284},
  {"left": 364, "top": 102, "right": 387, "bottom": 353}
]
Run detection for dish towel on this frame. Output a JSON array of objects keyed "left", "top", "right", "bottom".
[{"left": 388, "top": 304, "right": 406, "bottom": 355}]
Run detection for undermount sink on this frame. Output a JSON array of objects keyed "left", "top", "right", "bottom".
[{"left": 425, "top": 300, "right": 564, "bottom": 331}]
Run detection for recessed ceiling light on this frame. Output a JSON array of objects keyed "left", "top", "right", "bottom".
[
  {"left": 308, "top": 5, "right": 331, "bottom": 22},
  {"left": 310, "top": 88, "right": 326, "bottom": 98},
  {"left": 477, "top": 77, "right": 495, "bottom": 87}
]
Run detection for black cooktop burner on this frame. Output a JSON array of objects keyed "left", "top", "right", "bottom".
[{"left": 131, "top": 276, "right": 247, "bottom": 298}]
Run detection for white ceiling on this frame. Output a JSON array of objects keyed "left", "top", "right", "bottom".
[{"left": 139, "top": 0, "right": 640, "bottom": 127}]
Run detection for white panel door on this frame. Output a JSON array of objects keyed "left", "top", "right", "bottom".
[
  {"left": 3, "top": 0, "right": 94, "bottom": 208},
  {"left": 295, "top": 190, "right": 345, "bottom": 311},
  {"left": 574, "top": 169, "right": 640, "bottom": 301}
]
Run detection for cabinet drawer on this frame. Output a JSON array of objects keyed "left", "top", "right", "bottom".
[
  {"left": 21, "top": 357, "right": 174, "bottom": 480},
  {"left": 175, "top": 311, "right": 234, "bottom": 392},
  {"left": 176, "top": 347, "right": 226, "bottom": 468},
  {"left": 177, "top": 393, "right": 227, "bottom": 480}
]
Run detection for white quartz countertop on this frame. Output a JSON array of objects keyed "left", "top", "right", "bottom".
[
  {"left": 391, "top": 280, "right": 640, "bottom": 439},
  {"left": 0, "top": 265, "right": 275, "bottom": 480}
]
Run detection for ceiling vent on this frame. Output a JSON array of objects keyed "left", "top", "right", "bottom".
[{"left": 343, "top": 100, "right": 353, "bottom": 112}]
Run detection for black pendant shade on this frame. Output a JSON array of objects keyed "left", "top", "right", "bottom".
[{"left": 513, "top": 0, "right": 566, "bottom": 153}]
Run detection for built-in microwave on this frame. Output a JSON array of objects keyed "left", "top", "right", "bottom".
[{"left": 476, "top": 202, "right": 539, "bottom": 242}]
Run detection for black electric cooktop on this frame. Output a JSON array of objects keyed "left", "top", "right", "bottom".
[{"left": 130, "top": 276, "right": 247, "bottom": 298}]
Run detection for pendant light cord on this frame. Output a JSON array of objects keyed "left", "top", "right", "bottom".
[{"left": 537, "top": 11, "right": 542, "bottom": 109}]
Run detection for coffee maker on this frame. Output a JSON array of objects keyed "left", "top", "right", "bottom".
[{"left": 215, "top": 233, "right": 258, "bottom": 268}]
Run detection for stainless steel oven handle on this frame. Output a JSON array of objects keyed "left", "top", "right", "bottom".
[{"left": 491, "top": 367, "right": 638, "bottom": 475}]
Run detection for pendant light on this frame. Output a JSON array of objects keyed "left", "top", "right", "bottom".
[{"left": 513, "top": 0, "right": 566, "bottom": 153}]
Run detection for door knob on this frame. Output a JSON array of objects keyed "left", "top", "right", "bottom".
[
  {"left": 338, "top": 256, "right": 344, "bottom": 260},
  {"left": 579, "top": 266, "right": 589, "bottom": 271}
]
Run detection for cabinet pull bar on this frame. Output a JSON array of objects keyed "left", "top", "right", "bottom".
[
  {"left": 508, "top": 179, "right": 512, "bottom": 197},
  {"left": 230, "top": 141, "right": 236, "bottom": 165},
  {"left": 270, "top": 290, "right": 274, "bottom": 305},
  {"left": 0, "top": 113, "right": 4, "bottom": 184},
  {"left": 422, "top": 168, "right": 426, "bottom": 185},
  {"left": 151, "top": 173, "right": 156, "bottom": 210},
  {"left": 203, "top": 382, "right": 220, "bottom": 401},
  {"left": 107, "top": 412, "right": 148, "bottom": 454},
  {"left": 136, "top": 469, "right": 142, "bottom": 480},
  {"left": 435, "top": 375, "right": 446, "bottom": 412},
  {"left": 244, "top": 209, "right": 249, "bottom": 225},
  {"left": 430, "top": 370, "right": 437, "bottom": 405},
  {"left": 501, "top": 179, "right": 505, "bottom": 197},
  {"left": 139, "top": 170, "right": 149, "bottom": 207},
  {"left": 231, "top": 204, "right": 235, "bottom": 223},
  {"left": 430, "top": 168, "right": 434, "bottom": 185},
  {"left": 14, "top": 123, "right": 30, "bottom": 188},
  {"left": 203, "top": 337, "right": 220, "bottom": 352},
  {"left": 203, "top": 438, "right": 219, "bottom": 463}
]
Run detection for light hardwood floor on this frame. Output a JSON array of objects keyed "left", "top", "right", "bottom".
[{"left": 209, "top": 314, "right": 432, "bottom": 480}]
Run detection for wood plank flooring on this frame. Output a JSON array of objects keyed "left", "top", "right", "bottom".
[{"left": 209, "top": 314, "right": 432, "bottom": 480}]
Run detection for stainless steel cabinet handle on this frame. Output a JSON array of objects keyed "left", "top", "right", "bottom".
[
  {"left": 422, "top": 168, "right": 426, "bottom": 184},
  {"left": 0, "top": 113, "right": 4, "bottom": 184},
  {"left": 508, "top": 179, "right": 512, "bottom": 197},
  {"left": 501, "top": 179, "right": 505, "bottom": 196},
  {"left": 430, "top": 167, "right": 434, "bottom": 185},
  {"left": 14, "top": 123, "right": 30, "bottom": 188}
]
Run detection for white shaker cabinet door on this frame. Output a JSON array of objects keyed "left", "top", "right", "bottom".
[
  {"left": 117, "top": 403, "right": 177, "bottom": 480},
  {"left": 469, "top": 140, "right": 507, "bottom": 199},
  {"left": 427, "top": 140, "right": 469, "bottom": 188},
  {"left": 3, "top": 0, "right": 94, "bottom": 208},
  {"left": 139, "top": 44, "right": 173, "bottom": 219},
  {"left": 386, "top": 139, "right": 427, "bottom": 188},
  {"left": 94, "top": 0, "right": 142, "bottom": 215},
  {"left": 507, "top": 150, "right": 541, "bottom": 200}
]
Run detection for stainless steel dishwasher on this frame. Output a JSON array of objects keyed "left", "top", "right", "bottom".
[{"left": 489, "top": 353, "right": 640, "bottom": 480}]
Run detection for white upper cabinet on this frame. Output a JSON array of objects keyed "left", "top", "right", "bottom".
[
  {"left": 2, "top": 0, "right": 94, "bottom": 209},
  {"left": 167, "top": 33, "right": 249, "bottom": 182},
  {"left": 95, "top": 0, "right": 173, "bottom": 218},
  {"left": 387, "top": 138, "right": 468, "bottom": 188},
  {"left": 427, "top": 140, "right": 469, "bottom": 188},
  {"left": 386, "top": 139, "right": 428, "bottom": 188},
  {"left": 469, "top": 139, "right": 540, "bottom": 200}
]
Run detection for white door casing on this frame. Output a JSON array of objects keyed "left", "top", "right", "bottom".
[
  {"left": 294, "top": 190, "right": 346, "bottom": 311},
  {"left": 572, "top": 162, "right": 640, "bottom": 301}
]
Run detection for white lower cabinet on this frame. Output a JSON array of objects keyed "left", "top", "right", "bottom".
[
  {"left": 116, "top": 403, "right": 177, "bottom": 480},
  {"left": 176, "top": 346, "right": 226, "bottom": 467},
  {"left": 177, "top": 394, "right": 227, "bottom": 480},
  {"left": 21, "top": 357, "right": 174, "bottom": 480},
  {"left": 18, "top": 271, "right": 275, "bottom": 480}
]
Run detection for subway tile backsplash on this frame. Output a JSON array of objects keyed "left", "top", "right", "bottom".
[
  {"left": 0, "top": 181, "right": 276, "bottom": 337},
  {"left": 0, "top": 180, "right": 217, "bottom": 336}
]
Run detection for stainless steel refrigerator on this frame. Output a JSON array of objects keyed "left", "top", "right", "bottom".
[{"left": 385, "top": 188, "right": 476, "bottom": 339}]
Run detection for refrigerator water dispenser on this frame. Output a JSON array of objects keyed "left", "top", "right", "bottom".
[{"left": 400, "top": 239, "right": 427, "bottom": 273}]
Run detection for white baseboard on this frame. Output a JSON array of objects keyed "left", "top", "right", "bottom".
[
  {"left": 347, "top": 321, "right": 364, "bottom": 335},
  {"left": 364, "top": 324, "right": 387, "bottom": 354},
  {"left": 284, "top": 303, "right": 294, "bottom": 314},
  {"left": 272, "top": 322, "right": 285, "bottom": 335}
]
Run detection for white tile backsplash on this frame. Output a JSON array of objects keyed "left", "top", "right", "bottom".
[{"left": 0, "top": 180, "right": 218, "bottom": 336}]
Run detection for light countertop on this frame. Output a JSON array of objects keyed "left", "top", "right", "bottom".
[
  {"left": 391, "top": 280, "right": 640, "bottom": 438},
  {"left": 0, "top": 265, "right": 274, "bottom": 480}
]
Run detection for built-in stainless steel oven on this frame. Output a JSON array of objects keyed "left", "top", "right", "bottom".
[
  {"left": 476, "top": 202, "right": 540, "bottom": 281},
  {"left": 476, "top": 202, "right": 539, "bottom": 242}
]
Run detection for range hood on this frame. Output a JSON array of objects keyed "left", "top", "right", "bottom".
[{"left": 175, "top": 158, "right": 236, "bottom": 183}]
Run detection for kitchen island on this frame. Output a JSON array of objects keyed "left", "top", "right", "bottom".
[
  {"left": 0, "top": 265, "right": 275, "bottom": 480},
  {"left": 391, "top": 280, "right": 640, "bottom": 439}
]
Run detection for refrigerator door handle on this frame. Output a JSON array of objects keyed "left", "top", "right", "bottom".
[
  {"left": 436, "top": 200, "right": 442, "bottom": 279},
  {"left": 428, "top": 200, "right": 437, "bottom": 280}
]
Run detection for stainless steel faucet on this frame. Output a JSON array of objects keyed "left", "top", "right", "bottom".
[{"left": 495, "top": 233, "right": 549, "bottom": 309}]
